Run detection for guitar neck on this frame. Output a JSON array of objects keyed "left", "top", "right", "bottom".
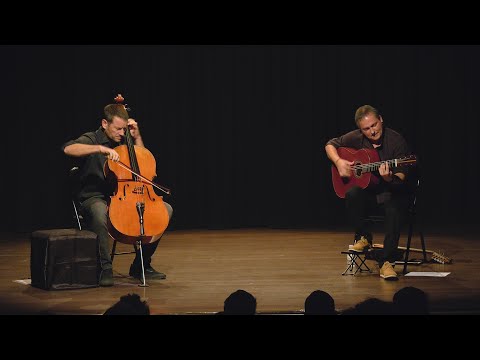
[
  {"left": 372, "top": 243, "right": 432, "bottom": 254},
  {"left": 372, "top": 243, "right": 452, "bottom": 264},
  {"left": 352, "top": 159, "right": 399, "bottom": 173}
]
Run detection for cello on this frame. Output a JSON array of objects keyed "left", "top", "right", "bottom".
[{"left": 104, "top": 94, "right": 171, "bottom": 245}]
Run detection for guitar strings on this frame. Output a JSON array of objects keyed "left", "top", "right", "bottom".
[
  {"left": 350, "top": 158, "right": 416, "bottom": 172},
  {"left": 350, "top": 159, "right": 398, "bottom": 171}
]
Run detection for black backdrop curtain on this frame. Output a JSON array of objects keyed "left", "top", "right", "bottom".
[{"left": 2, "top": 45, "right": 479, "bottom": 232}]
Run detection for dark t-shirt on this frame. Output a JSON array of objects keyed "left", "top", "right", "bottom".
[{"left": 61, "top": 127, "right": 121, "bottom": 203}]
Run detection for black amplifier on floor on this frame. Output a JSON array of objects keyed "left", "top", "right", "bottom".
[{"left": 30, "top": 229, "right": 99, "bottom": 290}]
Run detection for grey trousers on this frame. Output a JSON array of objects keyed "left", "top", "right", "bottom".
[{"left": 81, "top": 197, "right": 173, "bottom": 270}]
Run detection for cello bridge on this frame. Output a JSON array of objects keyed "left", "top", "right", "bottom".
[{"left": 132, "top": 185, "right": 145, "bottom": 195}]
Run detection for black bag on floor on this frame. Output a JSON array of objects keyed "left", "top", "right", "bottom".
[{"left": 30, "top": 229, "right": 99, "bottom": 290}]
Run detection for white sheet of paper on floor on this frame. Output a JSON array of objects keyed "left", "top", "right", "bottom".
[{"left": 404, "top": 272, "right": 450, "bottom": 277}]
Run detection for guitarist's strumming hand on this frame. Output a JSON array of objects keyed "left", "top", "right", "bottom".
[{"left": 335, "top": 158, "right": 355, "bottom": 178}]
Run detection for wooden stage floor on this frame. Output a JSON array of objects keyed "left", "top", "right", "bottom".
[{"left": 0, "top": 228, "right": 478, "bottom": 315}]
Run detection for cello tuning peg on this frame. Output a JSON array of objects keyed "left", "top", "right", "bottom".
[{"left": 114, "top": 94, "right": 124, "bottom": 103}]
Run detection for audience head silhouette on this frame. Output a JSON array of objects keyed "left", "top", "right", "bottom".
[
  {"left": 103, "top": 293, "right": 150, "bottom": 315},
  {"left": 223, "top": 289, "right": 257, "bottom": 315},
  {"left": 393, "top": 286, "right": 429, "bottom": 315},
  {"left": 341, "top": 298, "right": 396, "bottom": 315},
  {"left": 304, "top": 290, "right": 336, "bottom": 315}
]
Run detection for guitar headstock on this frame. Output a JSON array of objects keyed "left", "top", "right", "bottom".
[
  {"left": 398, "top": 155, "right": 417, "bottom": 166},
  {"left": 431, "top": 251, "right": 452, "bottom": 264}
]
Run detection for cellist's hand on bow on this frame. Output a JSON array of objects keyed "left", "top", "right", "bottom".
[
  {"left": 99, "top": 145, "right": 120, "bottom": 162},
  {"left": 128, "top": 118, "right": 145, "bottom": 147}
]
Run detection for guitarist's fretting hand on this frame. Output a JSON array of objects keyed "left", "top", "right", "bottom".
[
  {"left": 335, "top": 158, "right": 355, "bottom": 178},
  {"left": 379, "top": 162, "right": 405, "bottom": 183},
  {"left": 379, "top": 162, "right": 393, "bottom": 182}
]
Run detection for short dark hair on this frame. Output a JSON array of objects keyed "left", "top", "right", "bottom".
[
  {"left": 103, "top": 293, "right": 150, "bottom": 315},
  {"left": 223, "top": 289, "right": 257, "bottom": 315},
  {"left": 304, "top": 290, "right": 336, "bottom": 315},
  {"left": 354, "top": 105, "right": 380, "bottom": 126},
  {"left": 393, "top": 286, "right": 429, "bottom": 315},
  {"left": 104, "top": 104, "right": 129, "bottom": 123}
]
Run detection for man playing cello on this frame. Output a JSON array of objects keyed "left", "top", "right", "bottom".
[{"left": 62, "top": 101, "right": 173, "bottom": 286}]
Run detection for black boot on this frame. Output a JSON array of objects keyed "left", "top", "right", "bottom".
[
  {"left": 129, "top": 241, "right": 165, "bottom": 280},
  {"left": 99, "top": 268, "right": 114, "bottom": 287},
  {"left": 129, "top": 263, "right": 166, "bottom": 280}
]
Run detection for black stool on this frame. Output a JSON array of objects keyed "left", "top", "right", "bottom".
[
  {"left": 341, "top": 249, "right": 373, "bottom": 275},
  {"left": 31, "top": 228, "right": 99, "bottom": 290}
]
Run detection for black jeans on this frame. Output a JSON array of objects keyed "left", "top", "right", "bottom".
[
  {"left": 81, "top": 197, "right": 173, "bottom": 270},
  {"left": 345, "top": 186, "right": 409, "bottom": 265}
]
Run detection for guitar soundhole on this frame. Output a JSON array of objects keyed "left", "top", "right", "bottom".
[{"left": 354, "top": 162, "right": 363, "bottom": 177}]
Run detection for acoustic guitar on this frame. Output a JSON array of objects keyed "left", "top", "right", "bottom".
[
  {"left": 372, "top": 243, "right": 452, "bottom": 264},
  {"left": 331, "top": 147, "right": 417, "bottom": 198}
]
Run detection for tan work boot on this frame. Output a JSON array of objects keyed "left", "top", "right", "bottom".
[
  {"left": 351, "top": 236, "right": 371, "bottom": 252},
  {"left": 380, "top": 261, "right": 398, "bottom": 280}
]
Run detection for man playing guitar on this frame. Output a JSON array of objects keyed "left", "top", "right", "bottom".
[{"left": 325, "top": 105, "right": 413, "bottom": 280}]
